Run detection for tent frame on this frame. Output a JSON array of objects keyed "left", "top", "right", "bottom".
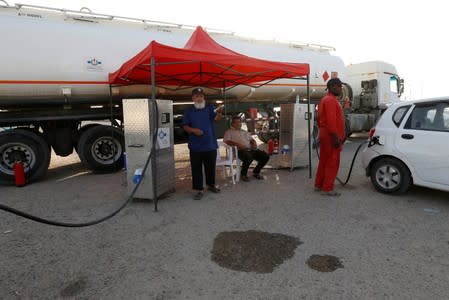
[
  {"left": 112, "top": 56, "right": 312, "bottom": 212},
  {"left": 135, "top": 57, "right": 312, "bottom": 211}
]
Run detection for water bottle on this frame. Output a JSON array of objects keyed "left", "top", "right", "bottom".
[
  {"left": 281, "top": 144, "right": 291, "bottom": 155},
  {"left": 132, "top": 168, "right": 143, "bottom": 184}
]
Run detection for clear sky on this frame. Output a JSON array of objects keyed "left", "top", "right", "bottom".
[{"left": 8, "top": 0, "right": 448, "bottom": 99}]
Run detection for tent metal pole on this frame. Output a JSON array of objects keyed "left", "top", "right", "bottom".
[
  {"left": 307, "top": 74, "right": 312, "bottom": 179},
  {"left": 108, "top": 85, "right": 118, "bottom": 172},
  {"left": 151, "top": 57, "right": 159, "bottom": 212},
  {"left": 223, "top": 82, "right": 227, "bottom": 117}
]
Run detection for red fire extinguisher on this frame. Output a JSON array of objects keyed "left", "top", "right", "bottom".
[
  {"left": 13, "top": 162, "right": 26, "bottom": 187},
  {"left": 273, "top": 139, "right": 279, "bottom": 155},
  {"left": 267, "top": 139, "right": 274, "bottom": 155}
]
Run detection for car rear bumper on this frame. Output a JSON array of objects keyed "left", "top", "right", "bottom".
[{"left": 361, "top": 145, "right": 381, "bottom": 176}]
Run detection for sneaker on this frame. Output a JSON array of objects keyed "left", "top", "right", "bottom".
[
  {"left": 241, "top": 175, "right": 250, "bottom": 182},
  {"left": 208, "top": 186, "right": 221, "bottom": 193},
  {"left": 253, "top": 173, "right": 264, "bottom": 180},
  {"left": 321, "top": 191, "right": 341, "bottom": 197},
  {"left": 193, "top": 191, "right": 204, "bottom": 200}
]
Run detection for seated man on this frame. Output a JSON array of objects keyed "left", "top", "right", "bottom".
[{"left": 223, "top": 116, "right": 269, "bottom": 182}]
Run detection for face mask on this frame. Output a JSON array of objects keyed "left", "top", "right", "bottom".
[{"left": 194, "top": 101, "right": 205, "bottom": 109}]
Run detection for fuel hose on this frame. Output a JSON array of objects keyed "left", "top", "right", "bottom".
[
  {"left": 312, "top": 134, "right": 367, "bottom": 186},
  {"left": 0, "top": 99, "right": 159, "bottom": 227}
]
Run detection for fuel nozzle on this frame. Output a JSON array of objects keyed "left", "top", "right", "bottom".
[{"left": 368, "top": 136, "right": 380, "bottom": 148}]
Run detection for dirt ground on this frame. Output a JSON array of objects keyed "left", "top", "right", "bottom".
[{"left": 1, "top": 138, "right": 449, "bottom": 299}]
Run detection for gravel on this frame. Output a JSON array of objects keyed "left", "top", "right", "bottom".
[{"left": 1, "top": 138, "right": 449, "bottom": 299}]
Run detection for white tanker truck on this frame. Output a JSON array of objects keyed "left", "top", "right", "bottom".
[{"left": 0, "top": 3, "right": 404, "bottom": 184}]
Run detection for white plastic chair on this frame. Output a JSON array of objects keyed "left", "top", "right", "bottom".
[{"left": 216, "top": 141, "right": 240, "bottom": 184}]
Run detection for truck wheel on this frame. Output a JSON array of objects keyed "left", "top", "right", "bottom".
[
  {"left": 75, "top": 123, "right": 101, "bottom": 153},
  {"left": 0, "top": 129, "right": 51, "bottom": 185},
  {"left": 370, "top": 158, "right": 411, "bottom": 195},
  {"left": 341, "top": 84, "right": 353, "bottom": 103},
  {"left": 257, "top": 131, "right": 278, "bottom": 144},
  {"left": 77, "top": 125, "right": 124, "bottom": 173}
]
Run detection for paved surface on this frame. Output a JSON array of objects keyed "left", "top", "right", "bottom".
[{"left": 1, "top": 138, "right": 449, "bottom": 299}]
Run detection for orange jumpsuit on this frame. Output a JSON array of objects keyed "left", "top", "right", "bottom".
[{"left": 315, "top": 92, "right": 346, "bottom": 192}]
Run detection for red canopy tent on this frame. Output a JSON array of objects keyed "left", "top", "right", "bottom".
[
  {"left": 108, "top": 26, "right": 309, "bottom": 90},
  {"left": 109, "top": 27, "right": 313, "bottom": 202}
]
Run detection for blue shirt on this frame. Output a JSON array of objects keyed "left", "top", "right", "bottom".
[{"left": 182, "top": 104, "right": 218, "bottom": 152}]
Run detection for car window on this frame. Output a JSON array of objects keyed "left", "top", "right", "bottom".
[
  {"left": 426, "top": 109, "right": 436, "bottom": 123},
  {"left": 444, "top": 107, "right": 449, "bottom": 129},
  {"left": 405, "top": 102, "right": 449, "bottom": 131},
  {"left": 435, "top": 103, "right": 449, "bottom": 131},
  {"left": 392, "top": 105, "right": 410, "bottom": 127}
]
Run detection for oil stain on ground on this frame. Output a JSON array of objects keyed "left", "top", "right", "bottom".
[
  {"left": 211, "top": 230, "right": 302, "bottom": 273},
  {"left": 306, "top": 254, "right": 344, "bottom": 272},
  {"left": 60, "top": 277, "right": 87, "bottom": 298}
]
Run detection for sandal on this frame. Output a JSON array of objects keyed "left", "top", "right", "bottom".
[
  {"left": 208, "top": 186, "right": 221, "bottom": 193},
  {"left": 193, "top": 191, "right": 204, "bottom": 200},
  {"left": 321, "top": 191, "right": 341, "bottom": 197},
  {"left": 253, "top": 173, "right": 264, "bottom": 180}
]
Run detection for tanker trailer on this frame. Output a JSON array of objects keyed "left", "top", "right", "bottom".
[{"left": 0, "top": 3, "right": 402, "bottom": 184}]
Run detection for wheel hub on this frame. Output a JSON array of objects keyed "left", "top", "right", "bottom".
[
  {"left": 0, "top": 143, "right": 35, "bottom": 175},
  {"left": 376, "top": 165, "right": 401, "bottom": 190},
  {"left": 91, "top": 137, "right": 122, "bottom": 164}
]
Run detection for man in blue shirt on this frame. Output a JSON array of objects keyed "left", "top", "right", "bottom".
[{"left": 183, "top": 88, "right": 223, "bottom": 200}]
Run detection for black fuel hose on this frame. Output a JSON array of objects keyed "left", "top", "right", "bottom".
[
  {"left": 0, "top": 100, "right": 159, "bottom": 227},
  {"left": 313, "top": 134, "right": 367, "bottom": 186}
]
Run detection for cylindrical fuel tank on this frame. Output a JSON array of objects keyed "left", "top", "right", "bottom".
[{"left": 0, "top": 4, "right": 346, "bottom": 104}]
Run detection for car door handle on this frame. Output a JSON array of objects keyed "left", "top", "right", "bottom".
[{"left": 401, "top": 134, "right": 414, "bottom": 140}]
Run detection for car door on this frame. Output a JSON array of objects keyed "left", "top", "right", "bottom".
[{"left": 395, "top": 100, "right": 449, "bottom": 186}]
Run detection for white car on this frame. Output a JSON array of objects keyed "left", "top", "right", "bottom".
[{"left": 362, "top": 97, "right": 449, "bottom": 194}]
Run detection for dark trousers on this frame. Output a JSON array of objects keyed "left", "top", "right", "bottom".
[
  {"left": 190, "top": 150, "right": 217, "bottom": 191},
  {"left": 238, "top": 149, "right": 269, "bottom": 176}
]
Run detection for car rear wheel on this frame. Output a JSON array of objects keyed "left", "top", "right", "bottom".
[{"left": 370, "top": 157, "right": 411, "bottom": 194}]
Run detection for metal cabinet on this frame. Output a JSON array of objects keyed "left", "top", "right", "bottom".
[
  {"left": 279, "top": 103, "right": 314, "bottom": 170},
  {"left": 122, "top": 99, "right": 175, "bottom": 200}
]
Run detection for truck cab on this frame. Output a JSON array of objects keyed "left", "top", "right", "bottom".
[{"left": 344, "top": 61, "right": 404, "bottom": 132}]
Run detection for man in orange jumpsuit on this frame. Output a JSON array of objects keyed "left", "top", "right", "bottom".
[{"left": 314, "top": 78, "right": 346, "bottom": 196}]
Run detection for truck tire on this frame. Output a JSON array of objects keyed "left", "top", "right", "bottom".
[
  {"left": 370, "top": 157, "right": 411, "bottom": 195},
  {"left": 341, "top": 83, "right": 353, "bottom": 104},
  {"left": 75, "top": 123, "right": 101, "bottom": 153},
  {"left": 77, "top": 125, "right": 124, "bottom": 173},
  {"left": 257, "top": 131, "right": 278, "bottom": 144},
  {"left": 0, "top": 129, "right": 51, "bottom": 185}
]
